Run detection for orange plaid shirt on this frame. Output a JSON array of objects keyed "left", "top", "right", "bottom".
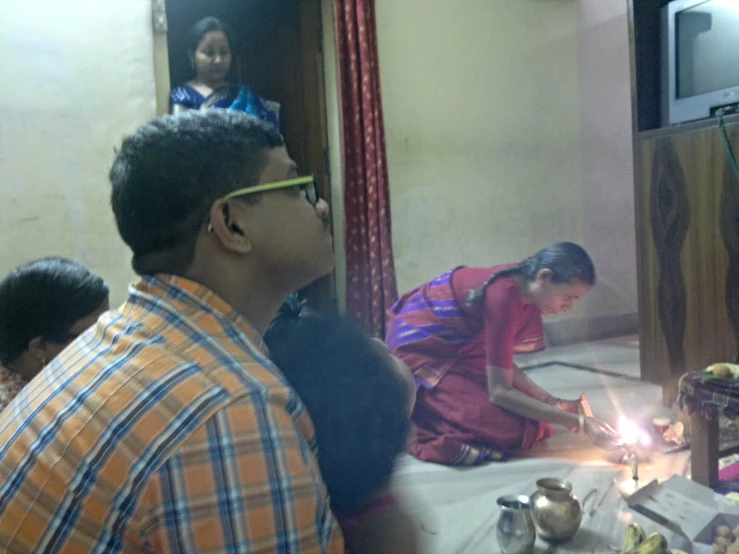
[{"left": 0, "top": 275, "right": 344, "bottom": 553}]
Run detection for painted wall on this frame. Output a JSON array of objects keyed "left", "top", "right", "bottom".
[
  {"left": 376, "top": 0, "right": 584, "bottom": 293},
  {"left": 0, "top": 1, "right": 157, "bottom": 305},
  {"left": 578, "top": 0, "right": 638, "bottom": 323},
  {"left": 375, "top": 0, "right": 637, "bottom": 340}
]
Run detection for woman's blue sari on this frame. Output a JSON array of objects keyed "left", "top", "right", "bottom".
[{"left": 170, "top": 84, "right": 281, "bottom": 130}]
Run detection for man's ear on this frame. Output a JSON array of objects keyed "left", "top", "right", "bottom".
[{"left": 207, "top": 200, "right": 252, "bottom": 255}]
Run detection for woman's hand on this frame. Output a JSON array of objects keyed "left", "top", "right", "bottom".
[
  {"left": 554, "top": 397, "right": 582, "bottom": 415},
  {"left": 584, "top": 417, "right": 620, "bottom": 449}
]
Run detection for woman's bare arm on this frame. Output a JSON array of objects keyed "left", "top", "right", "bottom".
[
  {"left": 510, "top": 367, "right": 557, "bottom": 404},
  {"left": 488, "top": 365, "right": 580, "bottom": 429}
]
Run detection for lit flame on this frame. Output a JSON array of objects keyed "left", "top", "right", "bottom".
[{"left": 618, "top": 416, "right": 652, "bottom": 448}]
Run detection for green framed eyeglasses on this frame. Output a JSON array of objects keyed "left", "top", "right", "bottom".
[
  {"left": 224, "top": 175, "right": 319, "bottom": 204},
  {"left": 208, "top": 175, "right": 320, "bottom": 232}
]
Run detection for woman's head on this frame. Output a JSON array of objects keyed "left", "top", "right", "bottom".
[
  {"left": 467, "top": 242, "right": 595, "bottom": 315},
  {"left": 519, "top": 242, "right": 595, "bottom": 315},
  {"left": 0, "top": 257, "right": 110, "bottom": 377},
  {"left": 188, "top": 17, "right": 233, "bottom": 85}
]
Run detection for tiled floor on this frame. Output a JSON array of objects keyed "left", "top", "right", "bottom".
[
  {"left": 390, "top": 335, "right": 706, "bottom": 553},
  {"left": 517, "top": 335, "right": 642, "bottom": 379}
]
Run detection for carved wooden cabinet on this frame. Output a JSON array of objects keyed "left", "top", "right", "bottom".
[{"left": 635, "top": 117, "right": 739, "bottom": 403}]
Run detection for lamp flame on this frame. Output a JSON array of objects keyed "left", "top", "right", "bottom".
[{"left": 618, "top": 416, "right": 652, "bottom": 448}]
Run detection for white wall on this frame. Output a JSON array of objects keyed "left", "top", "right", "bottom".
[
  {"left": 376, "top": 0, "right": 584, "bottom": 295},
  {"left": 578, "top": 0, "right": 638, "bottom": 320},
  {"left": 0, "top": 1, "right": 157, "bottom": 305}
]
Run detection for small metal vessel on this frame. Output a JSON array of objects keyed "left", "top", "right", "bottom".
[
  {"left": 530, "top": 478, "right": 583, "bottom": 542},
  {"left": 496, "top": 495, "right": 536, "bottom": 554}
]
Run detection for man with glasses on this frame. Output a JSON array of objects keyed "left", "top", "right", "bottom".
[{"left": 0, "top": 110, "right": 342, "bottom": 553}]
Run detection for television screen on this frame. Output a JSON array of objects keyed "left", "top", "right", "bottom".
[{"left": 676, "top": 0, "right": 739, "bottom": 99}]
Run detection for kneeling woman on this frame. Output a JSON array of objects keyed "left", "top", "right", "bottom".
[{"left": 386, "top": 242, "right": 618, "bottom": 465}]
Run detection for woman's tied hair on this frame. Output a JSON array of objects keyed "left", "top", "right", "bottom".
[{"left": 467, "top": 242, "right": 595, "bottom": 309}]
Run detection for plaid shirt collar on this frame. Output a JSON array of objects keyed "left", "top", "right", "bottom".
[{"left": 130, "top": 274, "right": 268, "bottom": 356}]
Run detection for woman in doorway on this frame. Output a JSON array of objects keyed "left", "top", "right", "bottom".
[
  {"left": 386, "top": 242, "right": 619, "bottom": 465},
  {"left": 0, "top": 257, "right": 110, "bottom": 412},
  {"left": 170, "top": 16, "right": 281, "bottom": 130}
]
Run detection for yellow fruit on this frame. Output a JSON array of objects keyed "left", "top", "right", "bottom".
[
  {"left": 708, "top": 363, "right": 739, "bottom": 379},
  {"left": 621, "top": 523, "right": 647, "bottom": 554},
  {"left": 718, "top": 526, "right": 733, "bottom": 538},
  {"left": 624, "top": 532, "right": 668, "bottom": 554}
]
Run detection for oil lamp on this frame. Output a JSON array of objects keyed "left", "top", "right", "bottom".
[{"left": 608, "top": 416, "right": 653, "bottom": 473}]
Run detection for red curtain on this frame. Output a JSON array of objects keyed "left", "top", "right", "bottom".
[{"left": 334, "top": 0, "right": 398, "bottom": 337}]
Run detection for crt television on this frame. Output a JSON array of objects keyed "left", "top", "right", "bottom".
[{"left": 661, "top": 0, "right": 739, "bottom": 126}]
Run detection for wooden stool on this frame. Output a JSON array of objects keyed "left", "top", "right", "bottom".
[{"left": 679, "top": 371, "right": 739, "bottom": 488}]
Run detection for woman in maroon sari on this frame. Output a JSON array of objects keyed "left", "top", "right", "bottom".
[{"left": 386, "top": 242, "right": 618, "bottom": 465}]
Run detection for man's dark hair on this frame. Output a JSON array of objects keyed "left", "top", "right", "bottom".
[
  {"left": 109, "top": 110, "right": 284, "bottom": 275},
  {"left": 265, "top": 299, "right": 411, "bottom": 516},
  {"left": 0, "top": 257, "right": 109, "bottom": 366}
]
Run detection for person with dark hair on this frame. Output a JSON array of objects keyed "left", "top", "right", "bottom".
[
  {"left": 0, "top": 257, "right": 109, "bottom": 412},
  {"left": 0, "top": 110, "right": 340, "bottom": 553},
  {"left": 386, "top": 242, "right": 619, "bottom": 465},
  {"left": 265, "top": 298, "right": 418, "bottom": 554},
  {"left": 170, "top": 16, "right": 281, "bottom": 129}
]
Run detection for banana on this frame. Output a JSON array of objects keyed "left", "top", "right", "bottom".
[
  {"left": 621, "top": 523, "right": 647, "bottom": 554},
  {"left": 625, "top": 532, "right": 668, "bottom": 554}
]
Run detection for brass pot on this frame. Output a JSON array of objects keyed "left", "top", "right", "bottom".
[{"left": 530, "top": 478, "right": 583, "bottom": 542}]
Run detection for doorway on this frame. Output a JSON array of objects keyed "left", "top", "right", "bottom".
[{"left": 165, "top": 0, "right": 336, "bottom": 313}]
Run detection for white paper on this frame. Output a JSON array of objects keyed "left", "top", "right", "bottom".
[{"left": 625, "top": 475, "right": 739, "bottom": 551}]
